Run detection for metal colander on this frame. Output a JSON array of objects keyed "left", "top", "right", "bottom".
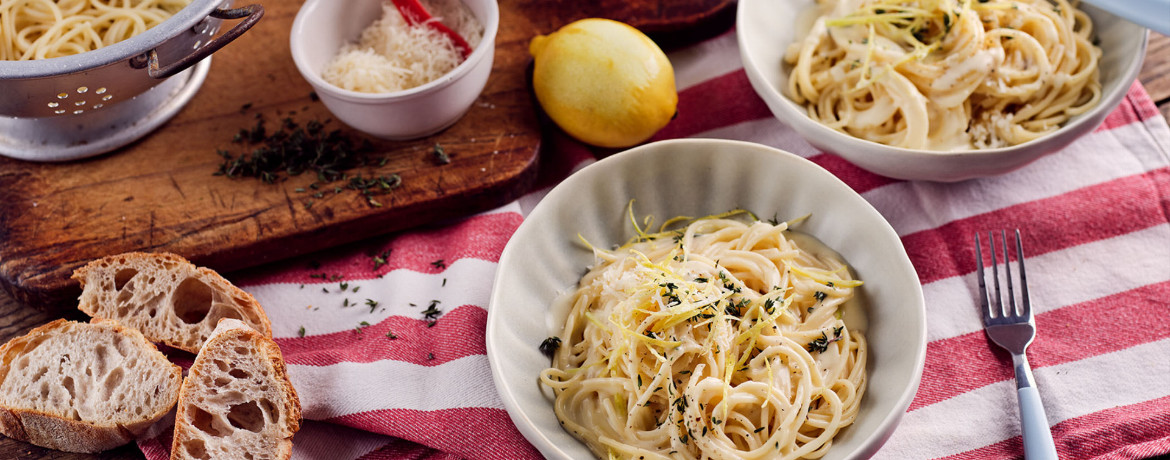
[{"left": 0, "top": 0, "right": 263, "bottom": 161}]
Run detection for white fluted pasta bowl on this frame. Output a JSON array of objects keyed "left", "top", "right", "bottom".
[
  {"left": 486, "top": 138, "right": 927, "bottom": 459},
  {"left": 738, "top": 0, "right": 1147, "bottom": 182}
]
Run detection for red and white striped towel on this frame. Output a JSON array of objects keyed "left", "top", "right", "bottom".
[{"left": 140, "top": 29, "right": 1170, "bottom": 459}]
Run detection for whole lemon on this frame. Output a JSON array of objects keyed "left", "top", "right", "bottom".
[{"left": 529, "top": 19, "right": 678, "bottom": 148}]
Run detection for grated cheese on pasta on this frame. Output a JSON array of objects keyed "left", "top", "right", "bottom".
[{"left": 322, "top": 0, "right": 483, "bottom": 93}]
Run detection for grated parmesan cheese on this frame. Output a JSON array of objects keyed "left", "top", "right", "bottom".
[{"left": 323, "top": 0, "right": 484, "bottom": 93}]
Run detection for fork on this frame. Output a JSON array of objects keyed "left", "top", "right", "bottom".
[{"left": 975, "top": 230, "right": 1059, "bottom": 460}]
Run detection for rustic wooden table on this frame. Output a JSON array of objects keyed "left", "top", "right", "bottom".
[{"left": 1, "top": 31, "right": 1169, "bottom": 460}]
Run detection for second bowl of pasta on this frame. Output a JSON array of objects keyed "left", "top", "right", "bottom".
[
  {"left": 486, "top": 138, "right": 926, "bottom": 459},
  {"left": 738, "top": 0, "right": 1147, "bottom": 181}
]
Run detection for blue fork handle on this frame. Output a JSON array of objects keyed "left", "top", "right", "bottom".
[
  {"left": 1083, "top": 0, "right": 1170, "bottom": 36},
  {"left": 1019, "top": 386, "right": 1059, "bottom": 459}
]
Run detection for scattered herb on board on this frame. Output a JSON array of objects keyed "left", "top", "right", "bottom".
[
  {"left": 432, "top": 143, "right": 450, "bottom": 165},
  {"left": 385, "top": 330, "right": 398, "bottom": 339},
  {"left": 356, "top": 321, "right": 370, "bottom": 333},
  {"left": 366, "top": 299, "right": 379, "bottom": 313},
  {"left": 539, "top": 336, "right": 561, "bottom": 357},
  {"left": 431, "top": 259, "right": 446, "bottom": 269},
  {"left": 214, "top": 115, "right": 402, "bottom": 207},
  {"left": 298, "top": 326, "right": 306, "bottom": 337}
]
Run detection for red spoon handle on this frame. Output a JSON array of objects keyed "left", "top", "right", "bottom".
[{"left": 390, "top": 0, "right": 473, "bottom": 59}]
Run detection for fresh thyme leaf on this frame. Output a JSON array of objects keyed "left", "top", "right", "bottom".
[
  {"left": 539, "top": 336, "right": 562, "bottom": 357},
  {"left": 806, "top": 332, "right": 831, "bottom": 353},
  {"left": 298, "top": 326, "right": 305, "bottom": 337}
]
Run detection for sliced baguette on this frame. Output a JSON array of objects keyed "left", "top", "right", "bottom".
[
  {"left": 0, "top": 318, "right": 182, "bottom": 453},
  {"left": 72, "top": 252, "right": 272, "bottom": 354},
  {"left": 172, "top": 319, "right": 301, "bottom": 460}
]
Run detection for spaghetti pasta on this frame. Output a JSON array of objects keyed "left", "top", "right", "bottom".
[
  {"left": 540, "top": 213, "right": 867, "bottom": 459},
  {"left": 0, "top": 0, "right": 190, "bottom": 61},
  {"left": 784, "top": 0, "right": 1102, "bottom": 150}
]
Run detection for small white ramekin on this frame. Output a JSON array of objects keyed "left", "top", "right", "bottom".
[{"left": 290, "top": 0, "right": 498, "bottom": 140}]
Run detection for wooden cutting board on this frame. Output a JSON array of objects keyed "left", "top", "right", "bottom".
[{"left": 0, "top": 0, "right": 735, "bottom": 311}]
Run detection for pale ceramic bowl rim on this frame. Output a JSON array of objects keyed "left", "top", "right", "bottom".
[
  {"left": 486, "top": 138, "right": 928, "bottom": 459},
  {"left": 289, "top": 0, "right": 499, "bottom": 104},
  {"left": 736, "top": 0, "right": 1148, "bottom": 181}
]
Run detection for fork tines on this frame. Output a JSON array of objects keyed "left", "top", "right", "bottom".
[{"left": 974, "top": 229, "right": 1031, "bottom": 323}]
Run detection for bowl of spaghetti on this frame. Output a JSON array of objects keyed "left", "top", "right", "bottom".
[
  {"left": 737, "top": 0, "right": 1148, "bottom": 181},
  {"left": 486, "top": 138, "right": 926, "bottom": 459}
]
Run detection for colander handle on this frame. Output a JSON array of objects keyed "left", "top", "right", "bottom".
[{"left": 146, "top": 4, "right": 265, "bottom": 79}]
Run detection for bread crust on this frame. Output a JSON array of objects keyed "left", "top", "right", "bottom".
[
  {"left": 171, "top": 319, "right": 301, "bottom": 460},
  {"left": 0, "top": 319, "right": 182, "bottom": 453},
  {"left": 72, "top": 252, "right": 273, "bottom": 354}
]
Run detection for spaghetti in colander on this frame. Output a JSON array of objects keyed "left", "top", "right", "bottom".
[{"left": 0, "top": 0, "right": 190, "bottom": 61}]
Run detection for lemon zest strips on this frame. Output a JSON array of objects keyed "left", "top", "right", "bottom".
[
  {"left": 650, "top": 292, "right": 730, "bottom": 332},
  {"left": 764, "top": 357, "right": 775, "bottom": 409},
  {"left": 784, "top": 261, "right": 864, "bottom": 288},
  {"left": 623, "top": 208, "right": 761, "bottom": 247}
]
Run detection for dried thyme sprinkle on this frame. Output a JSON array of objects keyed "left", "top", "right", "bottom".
[
  {"left": 298, "top": 326, "right": 305, "bottom": 337},
  {"left": 373, "top": 249, "right": 391, "bottom": 270},
  {"left": 215, "top": 116, "right": 402, "bottom": 206},
  {"left": 421, "top": 300, "right": 442, "bottom": 320},
  {"left": 216, "top": 117, "right": 374, "bottom": 183},
  {"left": 432, "top": 143, "right": 450, "bottom": 165}
]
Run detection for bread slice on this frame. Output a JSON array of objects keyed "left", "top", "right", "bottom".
[
  {"left": 72, "top": 252, "right": 272, "bottom": 354},
  {"left": 172, "top": 319, "right": 301, "bottom": 460},
  {"left": 0, "top": 319, "right": 182, "bottom": 453}
]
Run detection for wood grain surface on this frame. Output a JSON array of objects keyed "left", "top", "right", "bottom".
[
  {"left": 0, "top": 0, "right": 737, "bottom": 313},
  {"left": 0, "top": 0, "right": 542, "bottom": 311}
]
